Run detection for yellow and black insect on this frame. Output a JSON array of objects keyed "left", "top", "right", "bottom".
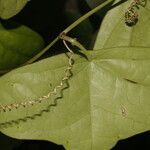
[{"left": 125, "top": 0, "right": 147, "bottom": 26}]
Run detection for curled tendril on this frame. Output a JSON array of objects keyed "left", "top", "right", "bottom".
[
  {"left": 0, "top": 35, "right": 75, "bottom": 112},
  {"left": 125, "top": 0, "right": 147, "bottom": 26}
]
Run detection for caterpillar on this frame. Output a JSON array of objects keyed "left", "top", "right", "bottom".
[{"left": 125, "top": 0, "right": 147, "bottom": 26}]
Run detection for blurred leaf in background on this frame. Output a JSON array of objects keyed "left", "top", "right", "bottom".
[
  {"left": 0, "top": 0, "right": 29, "bottom": 19},
  {"left": 0, "top": 21, "right": 44, "bottom": 72}
]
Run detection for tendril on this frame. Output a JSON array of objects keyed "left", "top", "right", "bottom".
[{"left": 0, "top": 35, "right": 75, "bottom": 112}]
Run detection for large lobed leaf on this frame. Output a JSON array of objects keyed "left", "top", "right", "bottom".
[
  {"left": 0, "top": 48, "right": 150, "bottom": 150},
  {"left": 0, "top": 0, "right": 150, "bottom": 150},
  {"left": 0, "top": 0, "right": 29, "bottom": 19}
]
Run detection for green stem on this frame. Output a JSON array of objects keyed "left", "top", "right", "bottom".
[
  {"left": 25, "top": 0, "right": 114, "bottom": 65},
  {"left": 59, "top": 33, "right": 87, "bottom": 51},
  {"left": 63, "top": 0, "right": 113, "bottom": 33},
  {"left": 24, "top": 37, "right": 59, "bottom": 65}
]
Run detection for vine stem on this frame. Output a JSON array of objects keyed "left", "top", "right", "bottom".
[
  {"left": 63, "top": 0, "right": 113, "bottom": 33},
  {"left": 24, "top": 37, "right": 59, "bottom": 65},
  {"left": 24, "top": 0, "right": 115, "bottom": 65}
]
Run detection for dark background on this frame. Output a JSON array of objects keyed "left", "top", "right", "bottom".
[
  {"left": 0, "top": 131, "right": 150, "bottom": 150},
  {"left": 0, "top": 0, "right": 150, "bottom": 149}
]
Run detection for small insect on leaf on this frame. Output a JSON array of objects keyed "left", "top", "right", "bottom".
[{"left": 125, "top": 0, "right": 147, "bottom": 26}]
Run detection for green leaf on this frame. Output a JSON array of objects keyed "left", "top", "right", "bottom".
[
  {"left": 0, "top": 0, "right": 29, "bottom": 19},
  {"left": 0, "top": 0, "right": 149, "bottom": 149},
  {"left": 94, "top": 0, "right": 150, "bottom": 49},
  {"left": 85, "top": 0, "right": 106, "bottom": 8},
  {"left": 0, "top": 21, "right": 44, "bottom": 71},
  {"left": 0, "top": 47, "right": 150, "bottom": 149}
]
